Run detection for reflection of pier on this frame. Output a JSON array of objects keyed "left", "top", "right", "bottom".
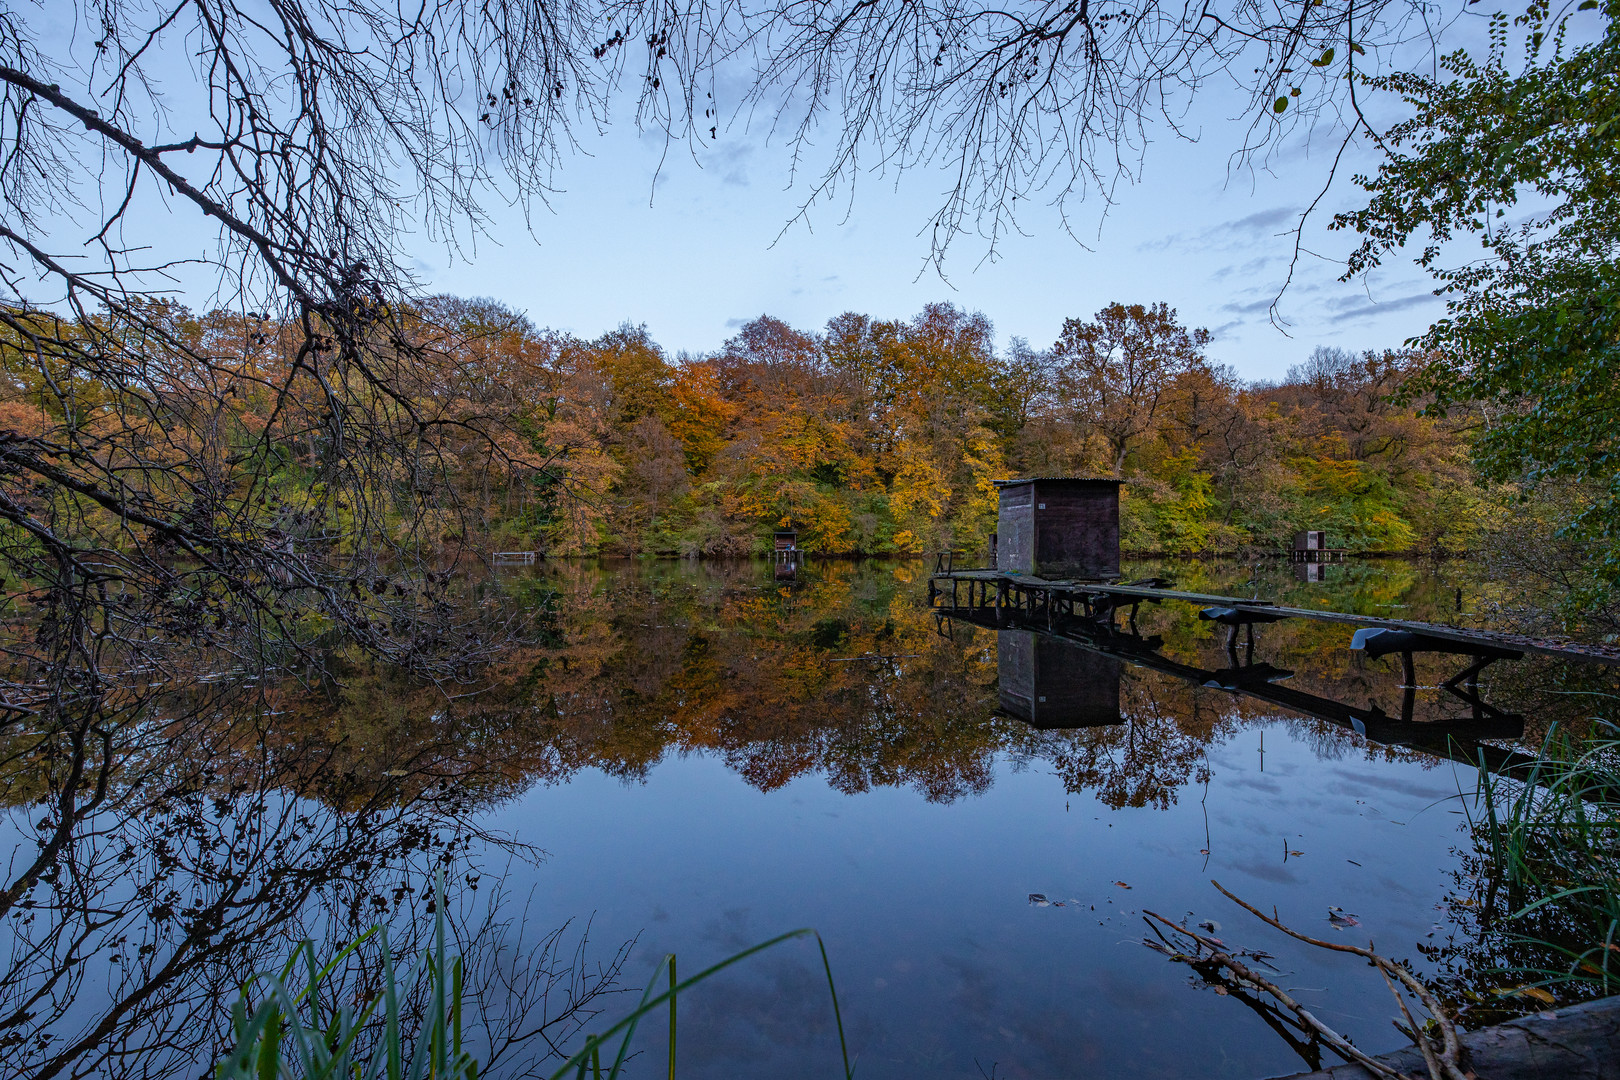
[{"left": 936, "top": 603, "right": 1543, "bottom": 781}]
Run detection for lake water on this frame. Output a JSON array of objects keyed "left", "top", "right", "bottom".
[{"left": 4, "top": 557, "right": 1613, "bottom": 1080}]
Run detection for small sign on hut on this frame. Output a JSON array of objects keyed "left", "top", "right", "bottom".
[{"left": 994, "top": 477, "right": 1124, "bottom": 581}]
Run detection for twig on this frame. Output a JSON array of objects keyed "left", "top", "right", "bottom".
[
  {"left": 1141, "top": 909, "right": 1417, "bottom": 1080},
  {"left": 1379, "top": 964, "right": 1444, "bottom": 1080},
  {"left": 1210, "top": 881, "right": 1467, "bottom": 1080}
]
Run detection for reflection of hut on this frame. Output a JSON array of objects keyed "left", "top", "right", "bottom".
[
  {"left": 997, "top": 630, "right": 1123, "bottom": 729},
  {"left": 994, "top": 478, "right": 1124, "bottom": 580},
  {"left": 1295, "top": 561, "right": 1329, "bottom": 582}
]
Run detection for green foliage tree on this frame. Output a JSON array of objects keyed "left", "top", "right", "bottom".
[{"left": 1336, "top": 0, "right": 1620, "bottom": 579}]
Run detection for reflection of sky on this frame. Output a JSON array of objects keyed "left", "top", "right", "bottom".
[{"left": 486, "top": 725, "right": 1469, "bottom": 1079}]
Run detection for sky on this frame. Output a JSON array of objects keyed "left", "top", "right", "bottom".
[
  {"left": 24, "top": 0, "right": 1519, "bottom": 386},
  {"left": 412, "top": 81, "right": 1452, "bottom": 385}
]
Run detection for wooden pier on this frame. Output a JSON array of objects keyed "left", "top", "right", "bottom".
[{"left": 928, "top": 564, "right": 1620, "bottom": 668}]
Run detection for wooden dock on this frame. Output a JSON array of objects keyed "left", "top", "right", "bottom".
[{"left": 928, "top": 568, "right": 1620, "bottom": 668}]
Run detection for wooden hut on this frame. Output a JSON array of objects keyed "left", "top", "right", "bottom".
[
  {"left": 1290, "top": 530, "right": 1347, "bottom": 563},
  {"left": 994, "top": 477, "right": 1124, "bottom": 580},
  {"left": 772, "top": 529, "right": 801, "bottom": 578},
  {"left": 997, "top": 630, "right": 1122, "bottom": 730}
]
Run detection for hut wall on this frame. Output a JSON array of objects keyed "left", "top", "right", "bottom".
[
  {"left": 996, "top": 484, "right": 1035, "bottom": 573},
  {"left": 997, "top": 479, "right": 1121, "bottom": 578},
  {"left": 1034, "top": 482, "right": 1120, "bottom": 579}
]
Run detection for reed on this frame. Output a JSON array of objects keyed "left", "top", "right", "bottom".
[
  {"left": 216, "top": 877, "right": 853, "bottom": 1080},
  {"left": 1468, "top": 716, "right": 1620, "bottom": 996}
]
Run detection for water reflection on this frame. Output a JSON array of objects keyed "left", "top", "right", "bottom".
[
  {"left": 996, "top": 632, "right": 1122, "bottom": 729},
  {"left": 468, "top": 557, "right": 1607, "bottom": 807},
  {"left": 5, "top": 557, "right": 1618, "bottom": 1080},
  {"left": 0, "top": 673, "right": 622, "bottom": 1080},
  {"left": 1295, "top": 561, "right": 1332, "bottom": 582}
]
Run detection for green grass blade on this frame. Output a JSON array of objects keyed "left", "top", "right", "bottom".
[
  {"left": 667, "top": 955, "right": 676, "bottom": 1080},
  {"left": 814, "top": 933, "right": 854, "bottom": 1080},
  {"left": 548, "top": 929, "right": 816, "bottom": 1080}
]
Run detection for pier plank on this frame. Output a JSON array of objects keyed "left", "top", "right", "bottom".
[{"left": 929, "top": 571, "right": 1620, "bottom": 666}]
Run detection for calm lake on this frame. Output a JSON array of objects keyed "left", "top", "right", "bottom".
[{"left": 5, "top": 557, "right": 1613, "bottom": 1080}]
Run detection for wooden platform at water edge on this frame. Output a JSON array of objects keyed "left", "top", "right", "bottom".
[{"left": 928, "top": 563, "right": 1620, "bottom": 669}]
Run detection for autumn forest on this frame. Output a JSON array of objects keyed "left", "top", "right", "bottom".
[{"left": 9, "top": 296, "right": 1479, "bottom": 564}]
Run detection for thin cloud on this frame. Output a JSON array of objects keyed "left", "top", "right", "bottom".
[
  {"left": 1139, "top": 206, "right": 1301, "bottom": 254},
  {"left": 1328, "top": 292, "right": 1440, "bottom": 323},
  {"left": 1220, "top": 297, "right": 1278, "bottom": 315},
  {"left": 1228, "top": 207, "right": 1299, "bottom": 233}
]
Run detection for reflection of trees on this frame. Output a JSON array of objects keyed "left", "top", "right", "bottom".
[
  {"left": 502, "top": 561, "right": 1011, "bottom": 802},
  {"left": 453, "top": 558, "right": 1507, "bottom": 810},
  {"left": 1031, "top": 671, "right": 1226, "bottom": 809},
  {"left": 0, "top": 679, "right": 623, "bottom": 1080},
  {"left": 6, "top": 556, "right": 1580, "bottom": 1075}
]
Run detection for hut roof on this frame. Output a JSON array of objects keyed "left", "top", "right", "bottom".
[{"left": 991, "top": 476, "right": 1125, "bottom": 486}]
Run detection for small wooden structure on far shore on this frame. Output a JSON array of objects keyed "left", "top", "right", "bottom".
[
  {"left": 772, "top": 530, "right": 802, "bottom": 578},
  {"left": 1290, "top": 531, "right": 1347, "bottom": 563}
]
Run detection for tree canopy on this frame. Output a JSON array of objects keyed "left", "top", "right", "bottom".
[{"left": 1336, "top": 0, "right": 1620, "bottom": 583}]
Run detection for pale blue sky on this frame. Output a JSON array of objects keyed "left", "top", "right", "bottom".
[
  {"left": 413, "top": 85, "right": 1450, "bottom": 384},
  {"left": 26, "top": 0, "right": 1527, "bottom": 385}
]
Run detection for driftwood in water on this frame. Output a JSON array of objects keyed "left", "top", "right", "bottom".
[{"left": 1268, "top": 993, "right": 1620, "bottom": 1080}]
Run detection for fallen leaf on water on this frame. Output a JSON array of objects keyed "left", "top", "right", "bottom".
[
  {"left": 1199, "top": 848, "right": 1210, "bottom": 855},
  {"left": 1512, "top": 986, "right": 1556, "bottom": 1005},
  {"left": 1328, "top": 907, "right": 1360, "bottom": 929},
  {"left": 1289, "top": 850, "right": 1305, "bottom": 857},
  {"left": 1028, "top": 893, "right": 1049, "bottom": 906},
  {"left": 1212, "top": 985, "right": 1229, "bottom": 996},
  {"left": 1198, "top": 919, "right": 1222, "bottom": 934},
  {"left": 1115, "top": 881, "right": 1132, "bottom": 889}
]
